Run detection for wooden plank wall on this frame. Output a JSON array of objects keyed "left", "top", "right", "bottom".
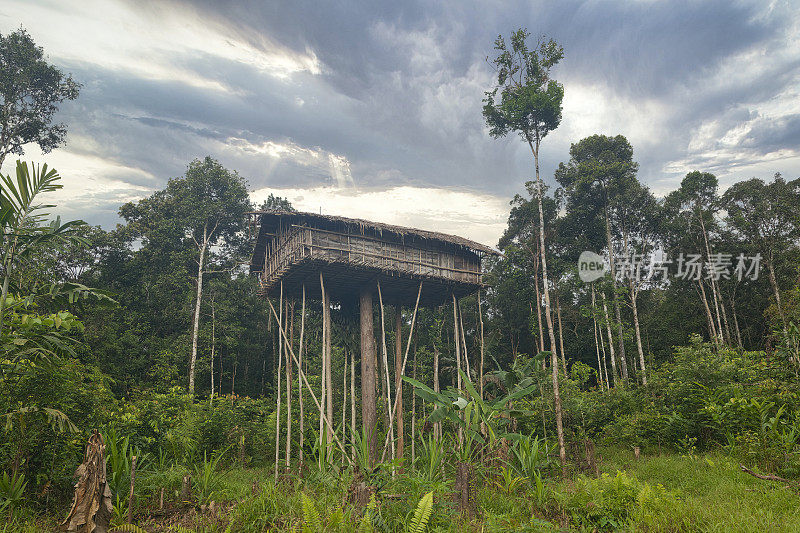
[{"left": 262, "top": 225, "right": 481, "bottom": 290}]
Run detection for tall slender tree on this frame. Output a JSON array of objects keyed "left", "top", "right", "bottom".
[{"left": 483, "top": 28, "right": 566, "bottom": 468}]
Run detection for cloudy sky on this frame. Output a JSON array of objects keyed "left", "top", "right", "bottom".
[{"left": 2, "top": 0, "right": 799, "bottom": 246}]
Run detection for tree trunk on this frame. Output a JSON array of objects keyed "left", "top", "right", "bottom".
[
  {"left": 601, "top": 291, "right": 617, "bottom": 386},
  {"left": 730, "top": 292, "right": 743, "bottom": 349},
  {"left": 622, "top": 231, "right": 647, "bottom": 385},
  {"left": 591, "top": 285, "right": 604, "bottom": 390},
  {"left": 698, "top": 208, "right": 726, "bottom": 344},
  {"left": 603, "top": 206, "right": 628, "bottom": 381},
  {"left": 698, "top": 280, "right": 717, "bottom": 343},
  {"left": 630, "top": 292, "right": 647, "bottom": 385},
  {"left": 767, "top": 257, "right": 788, "bottom": 336},
  {"left": 394, "top": 305, "right": 404, "bottom": 464},
  {"left": 528, "top": 135, "right": 566, "bottom": 470},
  {"left": 189, "top": 232, "right": 208, "bottom": 395},
  {"left": 533, "top": 250, "right": 545, "bottom": 354},
  {"left": 359, "top": 288, "right": 378, "bottom": 468},
  {"left": 0, "top": 264, "right": 11, "bottom": 334},
  {"left": 556, "top": 292, "right": 567, "bottom": 376},
  {"left": 210, "top": 297, "right": 215, "bottom": 404}
]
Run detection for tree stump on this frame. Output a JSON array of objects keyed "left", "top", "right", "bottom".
[
  {"left": 584, "top": 439, "right": 600, "bottom": 478},
  {"left": 454, "top": 462, "right": 476, "bottom": 517},
  {"left": 180, "top": 474, "right": 193, "bottom": 504},
  {"left": 347, "top": 471, "right": 374, "bottom": 512},
  {"left": 60, "top": 430, "right": 113, "bottom": 533}
]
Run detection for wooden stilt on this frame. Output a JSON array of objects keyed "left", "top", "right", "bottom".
[
  {"left": 285, "top": 300, "right": 293, "bottom": 470},
  {"left": 265, "top": 298, "right": 353, "bottom": 464},
  {"left": 394, "top": 305, "right": 404, "bottom": 466},
  {"left": 458, "top": 298, "right": 470, "bottom": 379},
  {"left": 360, "top": 287, "right": 378, "bottom": 468},
  {"left": 341, "top": 350, "right": 347, "bottom": 466},
  {"left": 380, "top": 282, "right": 422, "bottom": 462},
  {"left": 324, "top": 285, "right": 333, "bottom": 456},
  {"left": 376, "top": 281, "right": 395, "bottom": 470},
  {"left": 411, "top": 346, "right": 417, "bottom": 463},
  {"left": 453, "top": 293, "right": 463, "bottom": 446},
  {"left": 319, "top": 275, "right": 327, "bottom": 450},
  {"left": 350, "top": 345, "right": 356, "bottom": 462},
  {"left": 274, "top": 282, "right": 283, "bottom": 481},
  {"left": 433, "top": 337, "right": 440, "bottom": 441},
  {"left": 298, "top": 285, "right": 306, "bottom": 471},
  {"left": 478, "top": 290, "right": 484, "bottom": 402}
]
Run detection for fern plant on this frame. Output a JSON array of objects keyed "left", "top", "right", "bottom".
[
  {"left": 301, "top": 492, "right": 323, "bottom": 533},
  {"left": 300, "top": 492, "right": 346, "bottom": 533},
  {"left": 109, "top": 525, "right": 149, "bottom": 533},
  {"left": 406, "top": 491, "right": 434, "bottom": 533}
]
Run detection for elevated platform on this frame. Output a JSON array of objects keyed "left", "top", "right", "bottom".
[{"left": 250, "top": 211, "right": 498, "bottom": 307}]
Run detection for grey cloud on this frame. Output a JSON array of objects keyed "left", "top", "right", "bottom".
[{"left": 9, "top": 0, "right": 800, "bottom": 229}]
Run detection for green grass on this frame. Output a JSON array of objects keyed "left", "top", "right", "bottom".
[
  {"left": 7, "top": 449, "right": 800, "bottom": 532},
  {"left": 595, "top": 447, "right": 800, "bottom": 532}
]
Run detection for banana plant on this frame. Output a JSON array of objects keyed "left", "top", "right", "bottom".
[{"left": 404, "top": 368, "right": 538, "bottom": 454}]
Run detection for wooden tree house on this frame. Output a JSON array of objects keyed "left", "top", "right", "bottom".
[{"left": 249, "top": 210, "right": 497, "bottom": 472}]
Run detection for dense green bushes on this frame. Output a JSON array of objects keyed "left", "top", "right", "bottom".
[{"left": 551, "top": 337, "right": 800, "bottom": 476}]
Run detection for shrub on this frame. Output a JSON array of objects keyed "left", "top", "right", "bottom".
[{"left": 561, "top": 471, "right": 680, "bottom": 531}]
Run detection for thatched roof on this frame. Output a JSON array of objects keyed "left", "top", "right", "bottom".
[{"left": 252, "top": 210, "right": 499, "bottom": 256}]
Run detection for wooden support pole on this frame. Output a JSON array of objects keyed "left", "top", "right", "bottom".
[
  {"left": 458, "top": 298, "right": 470, "bottom": 379},
  {"left": 478, "top": 290, "right": 485, "bottom": 462},
  {"left": 380, "top": 281, "right": 422, "bottom": 462},
  {"left": 319, "top": 273, "right": 327, "bottom": 450},
  {"left": 324, "top": 283, "right": 333, "bottom": 453},
  {"left": 360, "top": 287, "right": 378, "bottom": 468},
  {"left": 350, "top": 345, "right": 356, "bottom": 462},
  {"left": 285, "top": 300, "right": 293, "bottom": 470},
  {"left": 394, "top": 304, "right": 404, "bottom": 465},
  {"left": 478, "top": 290, "right": 484, "bottom": 402},
  {"left": 453, "top": 294, "right": 462, "bottom": 392},
  {"left": 341, "top": 350, "right": 347, "bottom": 466},
  {"left": 453, "top": 293, "right": 463, "bottom": 445},
  {"left": 376, "top": 282, "right": 395, "bottom": 470},
  {"left": 298, "top": 285, "right": 306, "bottom": 470},
  {"left": 273, "top": 282, "right": 283, "bottom": 480},
  {"left": 411, "top": 347, "right": 416, "bottom": 463},
  {"left": 433, "top": 338, "right": 440, "bottom": 441},
  {"left": 265, "top": 298, "right": 353, "bottom": 465}
]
